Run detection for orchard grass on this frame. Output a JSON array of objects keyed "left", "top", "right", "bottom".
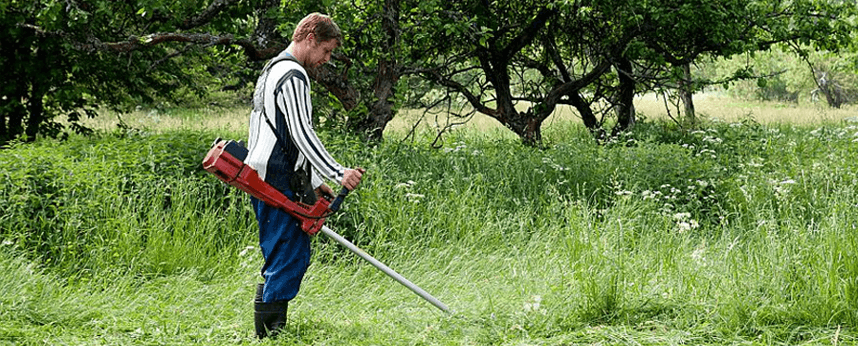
[{"left": 2, "top": 98, "right": 857, "bottom": 345}]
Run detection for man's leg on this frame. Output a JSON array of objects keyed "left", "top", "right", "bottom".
[{"left": 251, "top": 196, "right": 311, "bottom": 338}]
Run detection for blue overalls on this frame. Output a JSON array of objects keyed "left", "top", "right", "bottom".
[{"left": 252, "top": 190, "right": 311, "bottom": 303}]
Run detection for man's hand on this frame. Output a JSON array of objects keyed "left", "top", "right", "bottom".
[
  {"left": 315, "top": 184, "right": 335, "bottom": 200},
  {"left": 342, "top": 168, "right": 365, "bottom": 191}
]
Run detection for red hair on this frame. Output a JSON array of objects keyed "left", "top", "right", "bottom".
[{"left": 292, "top": 13, "right": 343, "bottom": 47}]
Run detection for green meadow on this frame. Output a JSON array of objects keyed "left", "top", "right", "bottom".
[{"left": 1, "top": 96, "right": 857, "bottom": 345}]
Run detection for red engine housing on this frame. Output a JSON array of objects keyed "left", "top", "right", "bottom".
[{"left": 202, "top": 139, "right": 330, "bottom": 235}]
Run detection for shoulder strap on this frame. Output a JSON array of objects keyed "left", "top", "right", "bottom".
[
  {"left": 261, "top": 53, "right": 317, "bottom": 202},
  {"left": 261, "top": 53, "right": 302, "bottom": 159}
]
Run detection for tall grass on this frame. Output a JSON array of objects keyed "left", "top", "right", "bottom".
[
  {"left": 1, "top": 111, "right": 856, "bottom": 345},
  {"left": 0, "top": 130, "right": 255, "bottom": 282}
]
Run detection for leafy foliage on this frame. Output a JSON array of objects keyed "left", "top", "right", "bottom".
[
  {"left": 3, "top": 0, "right": 857, "bottom": 146},
  {"left": 0, "top": 1, "right": 275, "bottom": 144}
]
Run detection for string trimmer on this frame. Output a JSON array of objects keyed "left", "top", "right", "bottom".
[{"left": 202, "top": 139, "right": 449, "bottom": 313}]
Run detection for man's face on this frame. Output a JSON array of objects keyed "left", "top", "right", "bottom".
[{"left": 304, "top": 35, "right": 338, "bottom": 69}]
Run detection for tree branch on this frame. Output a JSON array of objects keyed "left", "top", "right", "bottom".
[
  {"left": 179, "top": 0, "right": 243, "bottom": 30},
  {"left": 500, "top": 7, "right": 557, "bottom": 61}
]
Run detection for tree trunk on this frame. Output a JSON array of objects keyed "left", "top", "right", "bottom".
[
  {"left": 26, "top": 88, "right": 44, "bottom": 142},
  {"left": 365, "top": 59, "right": 399, "bottom": 139},
  {"left": 363, "top": 0, "right": 401, "bottom": 140},
  {"left": 818, "top": 73, "right": 844, "bottom": 109},
  {"left": 252, "top": 0, "right": 283, "bottom": 49},
  {"left": 1, "top": 31, "right": 31, "bottom": 143},
  {"left": 568, "top": 92, "right": 605, "bottom": 140},
  {"left": 611, "top": 57, "right": 636, "bottom": 136},
  {"left": 678, "top": 63, "right": 696, "bottom": 124},
  {"left": 26, "top": 38, "right": 50, "bottom": 142}
]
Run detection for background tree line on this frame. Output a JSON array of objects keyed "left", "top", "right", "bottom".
[{"left": 2, "top": 0, "right": 856, "bottom": 146}]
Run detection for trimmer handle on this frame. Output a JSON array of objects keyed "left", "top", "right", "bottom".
[{"left": 329, "top": 187, "right": 350, "bottom": 212}]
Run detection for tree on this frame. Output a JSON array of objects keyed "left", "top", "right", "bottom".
[
  {"left": 5, "top": 0, "right": 854, "bottom": 147},
  {"left": 609, "top": 0, "right": 857, "bottom": 127},
  {"left": 321, "top": 0, "right": 404, "bottom": 140},
  {"left": 0, "top": 1, "right": 368, "bottom": 145},
  {"left": 406, "top": 0, "right": 622, "bottom": 146},
  {"left": 1, "top": 1, "right": 256, "bottom": 144}
]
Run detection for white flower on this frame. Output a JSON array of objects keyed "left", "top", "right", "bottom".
[
  {"left": 703, "top": 136, "right": 723, "bottom": 144},
  {"left": 691, "top": 246, "right": 706, "bottom": 264},
  {"left": 673, "top": 212, "right": 691, "bottom": 221},
  {"left": 404, "top": 193, "right": 425, "bottom": 203},
  {"left": 523, "top": 295, "right": 543, "bottom": 312},
  {"left": 395, "top": 180, "right": 417, "bottom": 189}
]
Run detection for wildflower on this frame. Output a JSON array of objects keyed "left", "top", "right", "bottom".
[
  {"left": 404, "top": 193, "right": 425, "bottom": 203},
  {"left": 673, "top": 213, "right": 699, "bottom": 233},
  {"left": 443, "top": 143, "right": 467, "bottom": 153},
  {"left": 703, "top": 136, "right": 723, "bottom": 144},
  {"left": 395, "top": 180, "right": 416, "bottom": 189},
  {"left": 673, "top": 212, "right": 691, "bottom": 221},
  {"left": 523, "top": 295, "right": 543, "bottom": 312},
  {"left": 691, "top": 246, "right": 706, "bottom": 264}
]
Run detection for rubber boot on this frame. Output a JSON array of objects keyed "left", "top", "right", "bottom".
[{"left": 254, "top": 283, "right": 289, "bottom": 339}]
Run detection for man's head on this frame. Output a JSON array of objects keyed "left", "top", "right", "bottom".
[{"left": 290, "top": 13, "right": 342, "bottom": 69}]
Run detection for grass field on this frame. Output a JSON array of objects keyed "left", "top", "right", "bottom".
[{"left": 3, "top": 94, "right": 858, "bottom": 345}]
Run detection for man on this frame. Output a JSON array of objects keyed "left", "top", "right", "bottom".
[{"left": 244, "top": 12, "right": 364, "bottom": 338}]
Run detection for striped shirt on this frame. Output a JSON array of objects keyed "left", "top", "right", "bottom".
[{"left": 245, "top": 50, "right": 345, "bottom": 192}]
